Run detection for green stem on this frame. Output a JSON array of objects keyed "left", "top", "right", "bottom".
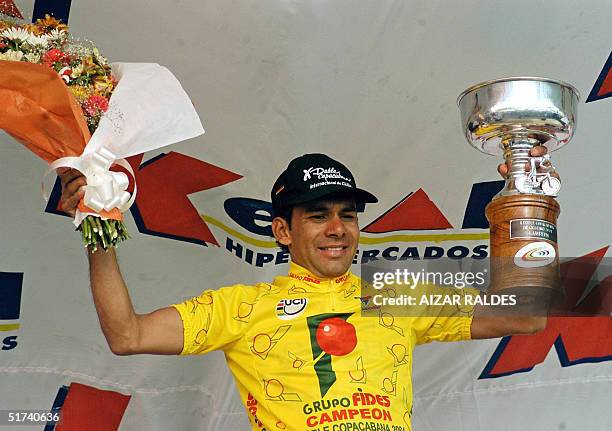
[{"left": 78, "top": 215, "right": 130, "bottom": 252}]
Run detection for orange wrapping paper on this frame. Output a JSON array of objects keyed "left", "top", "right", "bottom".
[
  {"left": 0, "top": 60, "right": 121, "bottom": 220},
  {"left": 0, "top": 60, "right": 91, "bottom": 162}
]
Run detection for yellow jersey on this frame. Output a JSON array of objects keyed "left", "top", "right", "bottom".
[{"left": 172, "top": 262, "right": 474, "bottom": 431}]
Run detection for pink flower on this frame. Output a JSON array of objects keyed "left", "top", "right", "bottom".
[{"left": 83, "top": 94, "right": 109, "bottom": 116}]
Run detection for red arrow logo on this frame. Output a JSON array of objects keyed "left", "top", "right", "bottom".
[
  {"left": 53, "top": 383, "right": 130, "bottom": 431},
  {"left": 480, "top": 246, "right": 611, "bottom": 378},
  {"left": 125, "top": 152, "right": 242, "bottom": 246},
  {"left": 362, "top": 188, "right": 453, "bottom": 233}
]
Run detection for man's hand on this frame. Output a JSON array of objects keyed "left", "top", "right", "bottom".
[
  {"left": 496, "top": 145, "right": 560, "bottom": 181},
  {"left": 57, "top": 167, "right": 87, "bottom": 217}
]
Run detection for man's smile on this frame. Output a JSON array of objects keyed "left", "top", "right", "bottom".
[{"left": 318, "top": 245, "right": 350, "bottom": 258}]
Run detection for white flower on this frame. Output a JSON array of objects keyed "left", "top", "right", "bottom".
[
  {"left": 26, "top": 34, "right": 49, "bottom": 49},
  {"left": 0, "top": 27, "right": 32, "bottom": 44},
  {"left": 43, "top": 29, "right": 68, "bottom": 44},
  {"left": 24, "top": 52, "right": 41, "bottom": 63},
  {"left": 0, "top": 50, "right": 24, "bottom": 61}
]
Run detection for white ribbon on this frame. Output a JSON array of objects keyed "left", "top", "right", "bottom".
[{"left": 43, "top": 148, "right": 137, "bottom": 226}]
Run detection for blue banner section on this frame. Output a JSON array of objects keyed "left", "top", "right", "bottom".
[
  {"left": 32, "top": 0, "right": 73, "bottom": 23},
  {"left": 224, "top": 197, "right": 273, "bottom": 237},
  {"left": 44, "top": 385, "right": 69, "bottom": 431},
  {"left": 45, "top": 177, "right": 70, "bottom": 218},
  {"left": 0, "top": 272, "right": 23, "bottom": 320},
  {"left": 461, "top": 180, "right": 504, "bottom": 229}
]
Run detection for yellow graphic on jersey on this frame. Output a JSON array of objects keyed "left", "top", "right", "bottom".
[
  {"left": 234, "top": 301, "right": 257, "bottom": 323},
  {"left": 349, "top": 356, "right": 367, "bottom": 383},
  {"left": 387, "top": 344, "right": 409, "bottom": 367},
  {"left": 381, "top": 370, "right": 398, "bottom": 396},
  {"left": 250, "top": 325, "right": 291, "bottom": 360},
  {"left": 264, "top": 379, "right": 302, "bottom": 402}
]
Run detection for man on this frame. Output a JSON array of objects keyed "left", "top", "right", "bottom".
[{"left": 58, "top": 151, "right": 548, "bottom": 430}]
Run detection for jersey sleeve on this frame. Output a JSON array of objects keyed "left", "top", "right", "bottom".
[
  {"left": 409, "top": 284, "right": 479, "bottom": 345},
  {"left": 171, "top": 284, "right": 258, "bottom": 355}
]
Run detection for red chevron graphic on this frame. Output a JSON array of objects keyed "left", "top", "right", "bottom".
[
  {"left": 56, "top": 383, "right": 130, "bottom": 431},
  {"left": 586, "top": 51, "right": 612, "bottom": 102},
  {"left": 0, "top": 0, "right": 23, "bottom": 18},
  {"left": 481, "top": 246, "right": 611, "bottom": 378},
  {"left": 126, "top": 152, "right": 242, "bottom": 246},
  {"left": 362, "top": 188, "right": 453, "bottom": 233}
]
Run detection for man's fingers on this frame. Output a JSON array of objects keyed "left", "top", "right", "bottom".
[
  {"left": 58, "top": 168, "right": 84, "bottom": 188},
  {"left": 59, "top": 169, "right": 85, "bottom": 187},
  {"left": 498, "top": 146, "right": 558, "bottom": 183},
  {"left": 529, "top": 146, "right": 548, "bottom": 157},
  {"left": 63, "top": 176, "right": 87, "bottom": 197},
  {"left": 57, "top": 167, "right": 76, "bottom": 179},
  {"left": 56, "top": 168, "right": 88, "bottom": 217},
  {"left": 61, "top": 186, "right": 86, "bottom": 215},
  {"left": 57, "top": 167, "right": 87, "bottom": 217},
  {"left": 60, "top": 177, "right": 87, "bottom": 213}
]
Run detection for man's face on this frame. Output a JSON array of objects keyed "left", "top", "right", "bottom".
[{"left": 274, "top": 199, "right": 360, "bottom": 278}]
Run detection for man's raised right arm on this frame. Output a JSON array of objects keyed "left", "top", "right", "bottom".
[{"left": 58, "top": 168, "right": 184, "bottom": 356}]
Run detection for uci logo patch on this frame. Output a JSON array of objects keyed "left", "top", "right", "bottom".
[{"left": 276, "top": 298, "right": 308, "bottom": 320}]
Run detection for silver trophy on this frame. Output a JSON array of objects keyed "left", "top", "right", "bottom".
[
  {"left": 458, "top": 77, "right": 579, "bottom": 197},
  {"left": 457, "top": 77, "right": 579, "bottom": 296}
]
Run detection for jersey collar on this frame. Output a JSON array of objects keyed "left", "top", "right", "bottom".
[{"left": 274, "top": 261, "right": 357, "bottom": 291}]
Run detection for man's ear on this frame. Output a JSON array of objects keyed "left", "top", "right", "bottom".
[{"left": 272, "top": 217, "right": 291, "bottom": 246}]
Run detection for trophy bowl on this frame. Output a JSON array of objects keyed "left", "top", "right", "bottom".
[{"left": 458, "top": 77, "right": 579, "bottom": 155}]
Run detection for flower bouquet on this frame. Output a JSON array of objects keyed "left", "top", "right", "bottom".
[{"left": 0, "top": 15, "right": 204, "bottom": 251}]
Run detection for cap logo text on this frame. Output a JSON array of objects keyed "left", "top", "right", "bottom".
[{"left": 303, "top": 167, "right": 352, "bottom": 183}]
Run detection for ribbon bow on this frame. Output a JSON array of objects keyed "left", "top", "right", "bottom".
[
  {"left": 80, "top": 148, "right": 131, "bottom": 212},
  {"left": 45, "top": 148, "right": 137, "bottom": 222}
]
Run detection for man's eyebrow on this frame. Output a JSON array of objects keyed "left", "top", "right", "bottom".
[
  {"left": 303, "top": 203, "right": 331, "bottom": 213},
  {"left": 302, "top": 201, "right": 357, "bottom": 213},
  {"left": 341, "top": 205, "right": 357, "bottom": 212}
]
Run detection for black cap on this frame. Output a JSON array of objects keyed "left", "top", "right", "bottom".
[{"left": 271, "top": 153, "right": 378, "bottom": 215}]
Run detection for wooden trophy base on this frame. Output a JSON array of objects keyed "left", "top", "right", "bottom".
[{"left": 486, "top": 194, "right": 562, "bottom": 297}]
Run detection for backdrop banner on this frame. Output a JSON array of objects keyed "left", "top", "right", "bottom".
[{"left": 1, "top": 1, "right": 610, "bottom": 430}]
